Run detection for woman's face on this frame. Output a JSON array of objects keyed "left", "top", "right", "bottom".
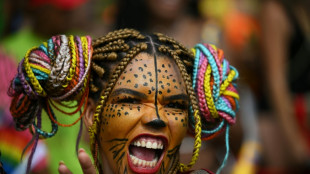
[{"left": 98, "top": 53, "right": 188, "bottom": 173}]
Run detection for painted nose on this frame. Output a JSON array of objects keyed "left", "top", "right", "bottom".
[
  {"left": 146, "top": 119, "right": 166, "bottom": 128},
  {"left": 142, "top": 103, "right": 168, "bottom": 129}
]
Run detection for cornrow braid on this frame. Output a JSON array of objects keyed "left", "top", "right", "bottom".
[{"left": 92, "top": 28, "right": 145, "bottom": 47}]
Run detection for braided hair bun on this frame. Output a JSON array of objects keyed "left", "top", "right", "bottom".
[
  {"left": 9, "top": 35, "right": 92, "bottom": 135},
  {"left": 191, "top": 43, "right": 239, "bottom": 139}
]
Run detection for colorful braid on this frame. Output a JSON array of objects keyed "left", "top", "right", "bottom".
[
  {"left": 8, "top": 35, "right": 92, "bottom": 173},
  {"left": 191, "top": 43, "right": 239, "bottom": 174},
  {"left": 88, "top": 29, "right": 147, "bottom": 168}
]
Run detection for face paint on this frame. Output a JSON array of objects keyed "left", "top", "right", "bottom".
[{"left": 99, "top": 53, "right": 188, "bottom": 174}]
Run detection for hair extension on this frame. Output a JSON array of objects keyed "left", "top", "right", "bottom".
[
  {"left": 8, "top": 35, "right": 92, "bottom": 173},
  {"left": 191, "top": 43, "right": 239, "bottom": 174},
  {"left": 8, "top": 28, "right": 239, "bottom": 174},
  {"left": 76, "top": 115, "right": 84, "bottom": 156}
]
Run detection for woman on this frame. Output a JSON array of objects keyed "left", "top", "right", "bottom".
[
  {"left": 260, "top": 0, "right": 310, "bottom": 172},
  {"left": 8, "top": 29, "right": 239, "bottom": 174}
]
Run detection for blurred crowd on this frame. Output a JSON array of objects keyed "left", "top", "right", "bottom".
[{"left": 0, "top": 0, "right": 309, "bottom": 173}]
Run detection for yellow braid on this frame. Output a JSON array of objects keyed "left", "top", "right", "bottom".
[
  {"left": 24, "top": 47, "right": 47, "bottom": 96},
  {"left": 63, "top": 35, "right": 77, "bottom": 88},
  {"left": 204, "top": 65, "right": 218, "bottom": 118},
  {"left": 219, "top": 69, "right": 236, "bottom": 95},
  {"left": 223, "top": 91, "right": 239, "bottom": 99},
  {"left": 29, "top": 64, "right": 51, "bottom": 74},
  {"left": 81, "top": 36, "right": 90, "bottom": 91},
  {"left": 179, "top": 110, "right": 202, "bottom": 172}
]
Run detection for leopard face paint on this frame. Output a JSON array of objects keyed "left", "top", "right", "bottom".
[{"left": 99, "top": 53, "right": 188, "bottom": 174}]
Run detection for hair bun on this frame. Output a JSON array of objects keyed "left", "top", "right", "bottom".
[
  {"left": 9, "top": 35, "right": 92, "bottom": 135},
  {"left": 190, "top": 43, "right": 239, "bottom": 140}
]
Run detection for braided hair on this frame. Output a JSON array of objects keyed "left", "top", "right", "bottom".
[{"left": 8, "top": 29, "right": 239, "bottom": 174}]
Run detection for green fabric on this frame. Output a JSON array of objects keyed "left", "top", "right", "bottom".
[
  {"left": 40, "top": 104, "right": 92, "bottom": 173},
  {"left": 42, "top": 112, "right": 91, "bottom": 174},
  {"left": 1, "top": 29, "right": 43, "bottom": 61}
]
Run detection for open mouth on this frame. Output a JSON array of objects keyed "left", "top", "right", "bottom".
[{"left": 127, "top": 134, "right": 167, "bottom": 173}]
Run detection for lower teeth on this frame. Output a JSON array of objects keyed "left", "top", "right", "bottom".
[{"left": 130, "top": 155, "right": 158, "bottom": 168}]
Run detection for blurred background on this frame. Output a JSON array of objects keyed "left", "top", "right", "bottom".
[{"left": 0, "top": 0, "right": 309, "bottom": 173}]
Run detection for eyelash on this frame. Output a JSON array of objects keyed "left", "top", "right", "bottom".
[
  {"left": 114, "top": 97, "right": 188, "bottom": 109},
  {"left": 165, "top": 102, "right": 187, "bottom": 110},
  {"left": 116, "top": 97, "right": 141, "bottom": 104}
]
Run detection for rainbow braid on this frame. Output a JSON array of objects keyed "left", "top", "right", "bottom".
[
  {"left": 191, "top": 43, "right": 239, "bottom": 174},
  {"left": 8, "top": 35, "right": 92, "bottom": 173}
]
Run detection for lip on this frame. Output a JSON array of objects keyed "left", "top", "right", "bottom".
[{"left": 127, "top": 134, "right": 168, "bottom": 174}]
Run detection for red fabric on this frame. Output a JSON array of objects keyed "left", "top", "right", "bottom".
[
  {"left": 32, "top": 157, "right": 48, "bottom": 172},
  {"left": 294, "top": 94, "right": 310, "bottom": 152},
  {"left": 30, "top": 0, "right": 87, "bottom": 10}
]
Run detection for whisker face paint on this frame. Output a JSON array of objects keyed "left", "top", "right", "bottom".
[{"left": 99, "top": 53, "right": 188, "bottom": 174}]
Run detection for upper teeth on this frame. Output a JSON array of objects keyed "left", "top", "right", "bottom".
[{"left": 132, "top": 140, "right": 164, "bottom": 149}]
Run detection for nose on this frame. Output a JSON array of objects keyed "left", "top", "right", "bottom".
[
  {"left": 141, "top": 103, "right": 168, "bottom": 129},
  {"left": 146, "top": 119, "right": 166, "bottom": 128}
]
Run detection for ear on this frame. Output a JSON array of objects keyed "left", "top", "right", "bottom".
[{"left": 83, "top": 98, "right": 96, "bottom": 130}]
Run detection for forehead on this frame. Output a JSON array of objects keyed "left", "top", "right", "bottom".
[{"left": 114, "top": 53, "right": 186, "bottom": 94}]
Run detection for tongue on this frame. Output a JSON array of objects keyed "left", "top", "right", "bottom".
[{"left": 131, "top": 146, "right": 156, "bottom": 161}]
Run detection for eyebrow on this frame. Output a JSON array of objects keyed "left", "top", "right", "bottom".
[
  {"left": 111, "top": 88, "right": 147, "bottom": 99},
  {"left": 163, "top": 94, "right": 189, "bottom": 101}
]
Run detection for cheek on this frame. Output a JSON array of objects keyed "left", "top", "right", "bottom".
[
  {"left": 166, "top": 110, "right": 188, "bottom": 144},
  {"left": 100, "top": 104, "right": 142, "bottom": 140}
]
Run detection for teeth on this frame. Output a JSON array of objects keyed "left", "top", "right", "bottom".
[
  {"left": 136, "top": 141, "right": 141, "bottom": 147},
  {"left": 142, "top": 160, "right": 146, "bottom": 167},
  {"left": 131, "top": 140, "right": 164, "bottom": 150},
  {"left": 133, "top": 158, "right": 138, "bottom": 165},
  {"left": 130, "top": 155, "right": 158, "bottom": 168},
  {"left": 132, "top": 140, "right": 164, "bottom": 149},
  {"left": 146, "top": 142, "right": 152, "bottom": 148},
  {"left": 151, "top": 142, "right": 157, "bottom": 149}
]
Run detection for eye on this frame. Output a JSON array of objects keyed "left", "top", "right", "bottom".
[
  {"left": 165, "top": 102, "right": 187, "bottom": 110},
  {"left": 116, "top": 97, "right": 141, "bottom": 104}
]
